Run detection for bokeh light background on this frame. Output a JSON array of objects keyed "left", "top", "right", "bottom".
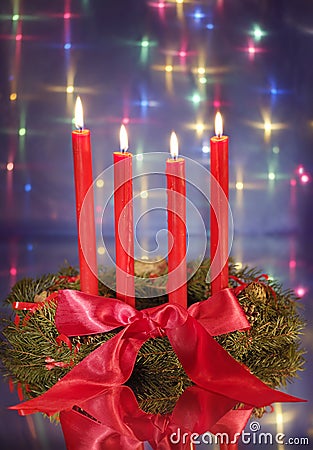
[{"left": 0, "top": 0, "right": 312, "bottom": 448}]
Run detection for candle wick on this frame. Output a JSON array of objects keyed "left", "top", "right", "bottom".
[
  {"left": 79, "top": 127, "right": 83, "bottom": 132},
  {"left": 121, "top": 149, "right": 125, "bottom": 153},
  {"left": 172, "top": 155, "right": 177, "bottom": 161}
]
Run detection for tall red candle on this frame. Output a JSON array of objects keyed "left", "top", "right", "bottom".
[
  {"left": 113, "top": 125, "right": 135, "bottom": 307},
  {"left": 166, "top": 132, "right": 187, "bottom": 307},
  {"left": 72, "top": 97, "right": 98, "bottom": 295},
  {"left": 210, "top": 112, "right": 229, "bottom": 295}
]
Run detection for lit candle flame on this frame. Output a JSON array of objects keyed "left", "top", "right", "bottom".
[
  {"left": 74, "top": 96, "right": 84, "bottom": 130},
  {"left": 170, "top": 131, "right": 179, "bottom": 159},
  {"left": 120, "top": 124, "right": 128, "bottom": 152},
  {"left": 215, "top": 111, "right": 223, "bottom": 137}
]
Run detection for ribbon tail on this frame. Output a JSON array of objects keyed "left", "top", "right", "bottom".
[
  {"left": 61, "top": 387, "right": 153, "bottom": 450},
  {"left": 61, "top": 409, "right": 144, "bottom": 450},
  {"left": 168, "top": 315, "right": 304, "bottom": 408},
  {"left": 74, "top": 386, "right": 155, "bottom": 442},
  {"left": 61, "top": 409, "right": 117, "bottom": 450},
  {"left": 210, "top": 406, "right": 253, "bottom": 443},
  {"left": 9, "top": 324, "right": 146, "bottom": 416},
  {"left": 171, "top": 385, "right": 238, "bottom": 433}
]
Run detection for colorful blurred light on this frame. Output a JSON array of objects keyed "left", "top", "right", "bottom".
[
  {"left": 148, "top": 0, "right": 170, "bottom": 10},
  {"left": 202, "top": 144, "right": 209, "bottom": 154},
  {"left": 272, "top": 146, "right": 280, "bottom": 154},
  {"left": 268, "top": 172, "right": 276, "bottom": 180},
  {"left": 141, "top": 39, "right": 150, "bottom": 48},
  {"left": 300, "top": 174, "right": 310, "bottom": 184},
  {"left": 213, "top": 100, "right": 221, "bottom": 108},
  {"left": 97, "top": 246, "right": 105, "bottom": 255},
  {"left": 10, "top": 92, "right": 17, "bottom": 101},
  {"left": 191, "top": 93, "right": 201, "bottom": 104},
  {"left": 12, "top": 14, "right": 20, "bottom": 21},
  {"left": 64, "top": 13, "right": 71, "bottom": 19},
  {"left": 66, "top": 85, "right": 74, "bottom": 93},
  {"left": 290, "top": 179, "right": 297, "bottom": 187},
  {"left": 24, "top": 183, "right": 32, "bottom": 192},
  {"left": 10, "top": 267, "right": 17, "bottom": 276},
  {"left": 264, "top": 121, "right": 272, "bottom": 132},
  {"left": 6, "top": 162, "right": 14, "bottom": 171},
  {"left": 19, "top": 127, "right": 26, "bottom": 136},
  {"left": 199, "top": 77, "right": 207, "bottom": 84},
  {"left": 96, "top": 179, "right": 104, "bottom": 188},
  {"left": 236, "top": 181, "right": 244, "bottom": 190},
  {"left": 289, "top": 260, "right": 296, "bottom": 269},
  {"left": 64, "top": 43, "right": 71, "bottom": 49},
  {"left": 165, "top": 64, "right": 173, "bottom": 72},
  {"left": 195, "top": 123, "right": 205, "bottom": 133},
  {"left": 297, "top": 165, "right": 304, "bottom": 175},
  {"left": 140, "top": 191, "right": 149, "bottom": 199},
  {"left": 16, "top": 34, "right": 22, "bottom": 41},
  {"left": 252, "top": 25, "right": 266, "bottom": 41},
  {"left": 188, "top": 122, "right": 209, "bottom": 133},
  {"left": 248, "top": 45, "right": 256, "bottom": 55},
  {"left": 246, "top": 118, "right": 288, "bottom": 133},
  {"left": 206, "top": 23, "right": 214, "bottom": 30},
  {"left": 241, "top": 41, "right": 266, "bottom": 59},
  {"left": 193, "top": 9, "right": 205, "bottom": 20},
  {"left": 295, "top": 287, "right": 307, "bottom": 297}
]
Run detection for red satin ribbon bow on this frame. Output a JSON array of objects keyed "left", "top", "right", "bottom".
[{"left": 10, "top": 289, "right": 303, "bottom": 448}]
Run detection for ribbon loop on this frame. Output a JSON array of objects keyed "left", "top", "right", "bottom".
[{"left": 188, "top": 288, "right": 250, "bottom": 335}]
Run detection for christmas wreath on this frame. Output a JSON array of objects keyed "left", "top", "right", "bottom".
[{"left": 0, "top": 258, "right": 305, "bottom": 423}]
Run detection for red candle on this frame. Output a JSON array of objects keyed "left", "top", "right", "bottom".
[
  {"left": 72, "top": 97, "right": 98, "bottom": 295},
  {"left": 166, "top": 132, "right": 187, "bottom": 307},
  {"left": 210, "top": 112, "right": 229, "bottom": 295},
  {"left": 113, "top": 125, "right": 135, "bottom": 307}
]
